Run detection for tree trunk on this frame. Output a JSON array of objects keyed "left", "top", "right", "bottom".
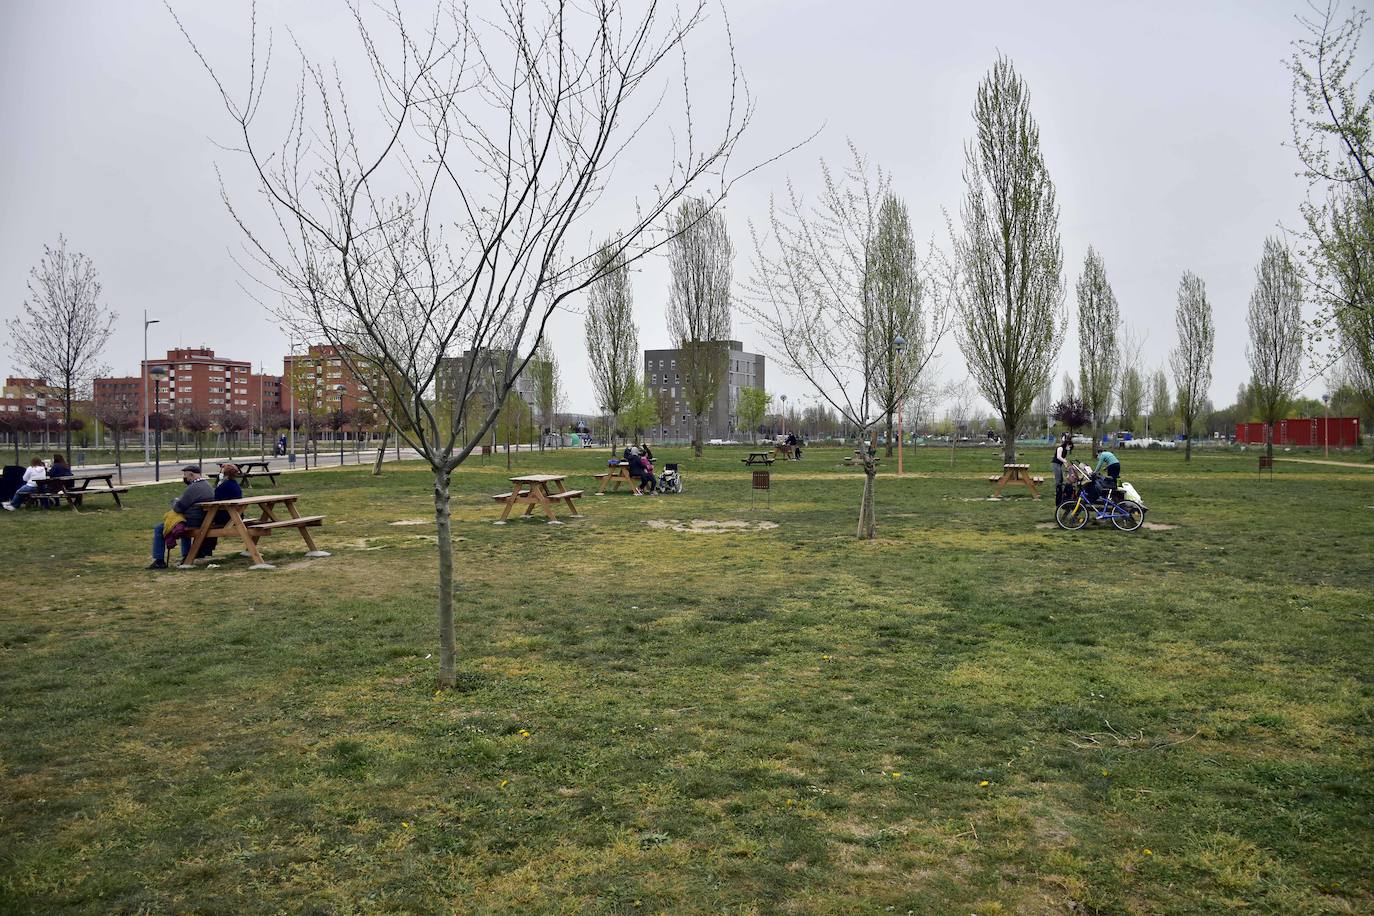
[
  {"left": 1184, "top": 425, "right": 1192, "bottom": 462},
  {"left": 64, "top": 394, "right": 73, "bottom": 464},
  {"left": 1002, "top": 419, "right": 1016, "bottom": 465},
  {"left": 1265, "top": 424, "right": 1273, "bottom": 461},
  {"left": 857, "top": 451, "right": 877, "bottom": 539},
  {"left": 433, "top": 466, "right": 457, "bottom": 689},
  {"left": 693, "top": 414, "right": 705, "bottom": 458},
  {"left": 884, "top": 412, "right": 894, "bottom": 457},
  {"left": 372, "top": 422, "right": 392, "bottom": 476}
]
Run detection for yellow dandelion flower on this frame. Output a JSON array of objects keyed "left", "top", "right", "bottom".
[
  {"left": 500, "top": 779, "right": 509, "bottom": 789},
  {"left": 518, "top": 729, "right": 530, "bottom": 738},
  {"left": 979, "top": 780, "right": 990, "bottom": 787},
  {"left": 1143, "top": 848, "right": 1153, "bottom": 856},
  {"left": 890, "top": 771, "right": 901, "bottom": 778}
]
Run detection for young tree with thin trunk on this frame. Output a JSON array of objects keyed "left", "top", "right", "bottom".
[
  {"left": 619, "top": 380, "right": 658, "bottom": 444},
  {"left": 219, "top": 410, "right": 249, "bottom": 455},
  {"left": 6, "top": 236, "right": 117, "bottom": 462},
  {"left": 867, "top": 193, "right": 948, "bottom": 456},
  {"left": 736, "top": 386, "right": 771, "bottom": 443},
  {"left": 745, "top": 147, "right": 945, "bottom": 538},
  {"left": 954, "top": 57, "right": 1066, "bottom": 465},
  {"left": 530, "top": 338, "right": 562, "bottom": 453},
  {"left": 176, "top": 0, "right": 754, "bottom": 688},
  {"left": 1117, "top": 367, "right": 1144, "bottom": 433},
  {"left": 1170, "top": 271, "right": 1215, "bottom": 461},
  {"left": 1076, "top": 246, "right": 1119, "bottom": 439},
  {"left": 1246, "top": 237, "right": 1305, "bottom": 458},
  {"left": 585, "top": 242, "right": 639, "bottom": 455},
  {"left": 182, "top": 410, "right": 211, "bottom": 470},
  {"left": 668, "top": 197, "right": 734, "bottom": 458},
  {"left": 1147, "top": 368, "right": 1171, "bottom": 438}
]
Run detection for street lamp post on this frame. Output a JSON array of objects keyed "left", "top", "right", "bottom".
[
  {"left": 1322, "top": 393, "right": 1330, "bottom": 458},
  {"left": 149, "top": 366, "right": 167, "bottom": 482},
  {"left": 780, "top": 394, "right": 787, "bottom": 439},
  {"left": 143, "top": 311, "right": 159, "bottom": 464},
  {"left": 336, "top": 385, "right": 347, "bottom": 468},
  {"left": 893, "top": 334, "right": 907, "bottom": 476}
]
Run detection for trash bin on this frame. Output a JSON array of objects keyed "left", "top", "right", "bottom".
[{"left": 288, "top": 452, "right": 297, "bottom": 468}]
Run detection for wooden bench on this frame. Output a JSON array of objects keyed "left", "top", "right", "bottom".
[
  {"left": 183, "top": 494, "right": 328, "bottom": 570},
  {"left": 25, "top": 474, "right": 129, "bottom": 511},
  {"left": 491, "top": 490, "right": 532, "bottom": 501},
  {"left": 595, "top": 463, "right": 635, "bottom": 494},
  {"left": 495, "top": 475, "right": 584, "bottom": 523}
]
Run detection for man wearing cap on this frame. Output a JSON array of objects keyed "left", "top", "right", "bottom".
[{"left": 148, "top": 465, "right": 214, "bottom": 569}]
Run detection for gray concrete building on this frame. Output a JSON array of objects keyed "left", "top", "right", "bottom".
[{"left": 643, "top": 340, "right": 765, "bottom": 442}]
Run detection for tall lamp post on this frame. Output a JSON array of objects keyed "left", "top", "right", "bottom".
[
  {"left": 336, "top": 384, "right": 348, "bottom": 468},
  {"left": 893, "top": 334, "right": 906, "bottom": 475},
  {"left": 143, "top": 311, "right": 159, "bottom": 464},
  {"left": 780, "top": 394, "right": 787, "bottom": 439},
  {"left": 1322, "top": 393, "right": 1330, "bottom": 459},
  {"left": 149, "top": 365, "right": 167, "bottom": 481}
]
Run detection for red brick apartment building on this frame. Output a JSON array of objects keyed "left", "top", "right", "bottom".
[
  {"left": 283, "top": 344, "right": 375, "bottom": 415},
  {"left": 0, "top": 377, "right": 56, "bottom": 422},
  {"left": 93, "top": 349, "right": 284, "bottom": 422}
]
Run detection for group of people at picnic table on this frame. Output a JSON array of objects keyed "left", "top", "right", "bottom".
[{"left": 4, "top": 454, "right": 73, "bottom": 510}]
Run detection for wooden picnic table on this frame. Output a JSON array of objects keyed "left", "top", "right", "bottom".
[
  {"left": 29, "top": 472, "right": 129, "bottom": 510},
  {"left": 988, "top": 463, "right": 1044, "bottom": 499},
  {"left": 182, "top": 493, "right": 329, "bottom": 570},
  {"left": 743, "top": 451, "right": 775, "bottom": 466},
  {"left": 594, "top": 461, "right": 636, "bottom": 494},
  {"left": 208, "top": 460, "right": 280, "bottom": 487},
  {"left": 493, "top": 474, "right": 585, "bottom": 524}
]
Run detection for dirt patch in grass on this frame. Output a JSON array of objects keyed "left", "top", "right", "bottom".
[
  {"left": 1142, "top": 522, "right": 1177, "bottom": 530},
  {"left": 646, "top": 518, "right": 779, "bottom": 533},
  {"left": 389, "top": 518, "right": 430, "bottom": 526}
]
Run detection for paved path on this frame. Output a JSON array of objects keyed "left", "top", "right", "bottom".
[
  {"left": 71, "top": 447, "right": 424, "bottom": 487},
  {"left": 1274, "top": 456, "right": 1374, "bottom": 470}
]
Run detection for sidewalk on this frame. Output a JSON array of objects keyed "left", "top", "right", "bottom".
[{"left": 72, "top": 447, "right": 423, "bottom": 487}]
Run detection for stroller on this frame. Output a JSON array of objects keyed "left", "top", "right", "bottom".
[{"left": 657, "top": 462, "right": 683, "bottom": 494}]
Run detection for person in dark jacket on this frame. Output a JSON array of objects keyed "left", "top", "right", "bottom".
[
  {"left": 626, "top": 446, "right": 657, "bottom": 495},
  {"left": 148, "top": 466, "right": 214, "bottom": 569},
  {"left": 196, "top": 463, "right": 244, "bottom": 560},
  {"left": 50, "top": 454, "right": 72, "bottom": 479},
  {"left": 1051, "top": 434, "right": 1073, "bottom": 506}
]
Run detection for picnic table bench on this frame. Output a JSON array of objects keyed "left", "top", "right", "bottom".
[
  {"left": 208, "top": 460, "right": 280, "bottom": 487},
  {"left": 182, "top": 494, "right": 328, "bottom": 570},
  {"left": 492, "top": 474, "right": 584, "bottom": 524},
  {"left": 27, "top": 473, "right": 129, "bottom": 510},
  {"left": 743, "top": 451, "right": 775, "bottom": 466},
  {"left": 989, "top": 463, "right": 1044, "bottom": 498},
  {"left": 594, "top": 461, "right": 636, "bottom": 494}
]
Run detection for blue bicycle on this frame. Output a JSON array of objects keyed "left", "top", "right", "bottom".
[{"left": 1055, "top": 477, "right": 1145, "bottom": 531}]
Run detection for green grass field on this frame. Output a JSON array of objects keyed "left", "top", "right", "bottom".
[{"left": 1, "top": 446, "right": 1370, "bottom": 913}]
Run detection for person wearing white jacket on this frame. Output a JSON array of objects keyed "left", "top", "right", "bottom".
[{"left": 4, "top": 457, "right": 48, "bottom": 510}]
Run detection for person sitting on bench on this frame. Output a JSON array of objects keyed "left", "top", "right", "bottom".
[
  {"left": 3, "top": 457, "right": 47, "bottom": 511},
  {"left": 148, "top": 466, "right": 213, "bottom": 569},
  {"left": 196, "top": 463, "right": 244, "bottom": 559}
]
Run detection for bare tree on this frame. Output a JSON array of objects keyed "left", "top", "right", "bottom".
[
  {"left": 1061, "top": 371, "right": 1076, "bottom": 402},
  {"left": 6, "top": 236, "right": 117, "bottom": 461},
  {"left": 182, "top": 410, "right": 211, "bottom": 470},
  {"left": 668, "top": 197, "right": 734, "bottom": 457},
  {"left": 1289, "top": 3, "right": 1373, "bottom": 385},
  {"left": 1170, "top": 271, "right": 1215, "bottom": 461},
  {"left": 1076, "top": 246, "right": 1119, "bottom": 439},
  {"left": 530, "top": 337, "right": 562, "bottom": 452},
  {"left": 585, "top": 242, "right": 639, "bottom": 455},
  {"left": 745, "top": 148, "right": 944, "bottom": 538},
  {"left": 219, "top": 410, "right": 250, "bottom": 454},
  {"left": 175, "top": 0, "right": 754, "bottom": 688},
  {"left": 954, "top": 56, "right": 1065, "bottom": 465},
  {"left": 1247, "top": 237, "right": 1306, "bottom": 458}
]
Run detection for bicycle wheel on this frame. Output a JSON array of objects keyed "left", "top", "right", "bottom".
[
  {"left": 1056, "top": 499, "right": 1089, "bottom": 530},
  {"left": 1111, "top": 500, "right": 1145, "bottom": 531}
]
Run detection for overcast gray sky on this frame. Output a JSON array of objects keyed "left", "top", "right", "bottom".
[{"left": 0, "top": 0, "right": 1335, "bottom": 418}]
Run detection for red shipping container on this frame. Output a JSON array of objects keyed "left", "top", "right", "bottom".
[{"left": 1235, "top": 418, "right": 1360, "bottom": 448}]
